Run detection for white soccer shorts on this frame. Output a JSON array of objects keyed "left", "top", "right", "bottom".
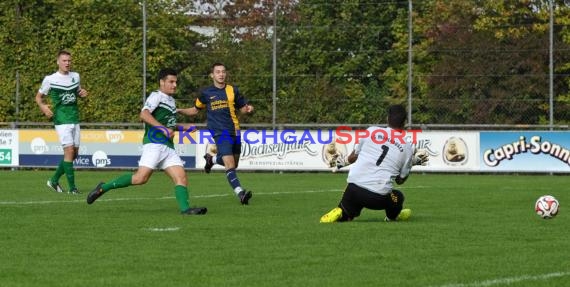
[
  {"left": 139, "top": 143, "right": 184, "bottom": 170},
  {"left": 55, "top": 124, "right": 80, "bottom": 147}
]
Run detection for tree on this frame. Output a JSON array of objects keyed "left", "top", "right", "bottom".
[
  {"left": 276, "top": 0, "right": 409, "bottom": 124},
  {"left": 0, "top": 0, "right": 205, "bottom": 124},
  {"left": 417, "top": 0, "right": 570, "bottom": 125}
]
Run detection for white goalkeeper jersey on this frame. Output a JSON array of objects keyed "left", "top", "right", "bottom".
[{"left": 347, "top": 126, "right": 414, "bottom": 195}]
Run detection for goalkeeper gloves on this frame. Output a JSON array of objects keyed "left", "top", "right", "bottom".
[
  {"left": 329, "top": 154, "right": 349, "bottom": 173},
  {"left": 412, "top": 149, "right": 429, "bottom": 166},
  {"left": 335, "top": 155, "right": 349, "bottom": 169}
]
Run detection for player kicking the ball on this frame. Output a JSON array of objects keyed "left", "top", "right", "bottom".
[
  {"left": 320, "top": 104, "right": 428, "bottom": 223},
  {"left": 87, "top": 68, "right": 207, "bottom": 215}
]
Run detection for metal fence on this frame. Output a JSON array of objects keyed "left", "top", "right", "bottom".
[{"left": 3, "top": 1, "right": 570, "bottom": 130}]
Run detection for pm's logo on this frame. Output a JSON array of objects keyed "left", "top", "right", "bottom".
[{"left": 92, "top": 150, "right": 111, "bottom": 168}]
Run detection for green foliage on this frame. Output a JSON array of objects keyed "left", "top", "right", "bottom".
[
  {"left": 416, "top": 0, "right": 570, "bottom": 125},
  {"left": 1, "top": 0, "right": 570, "bottom": 126},
  {"left": 0, "top": 0, "right": 204, "bottom": 123},
  {"left": 276, "top": 0, "right": 407, "bottom": 124}
]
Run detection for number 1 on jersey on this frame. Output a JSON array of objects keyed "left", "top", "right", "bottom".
[{"left": 376, "top": 145, "right": 389, "bottom": 166}]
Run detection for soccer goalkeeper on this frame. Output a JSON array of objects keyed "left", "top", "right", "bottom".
[{"left": 320, "top": 104, "right": 428, "bottom": 223}]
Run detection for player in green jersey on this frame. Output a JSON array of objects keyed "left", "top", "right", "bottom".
[
  {"left": 86, "top": 68, "right": 207, "bottom": 215},
  {"left": 35, "top": 50, "right": 89, "bottom": 194}
]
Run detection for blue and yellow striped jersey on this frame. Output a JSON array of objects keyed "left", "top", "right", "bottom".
[{"left": 196, "top": 84, "right": 248, "bottom": 136}]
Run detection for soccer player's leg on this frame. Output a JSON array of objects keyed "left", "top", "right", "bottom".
[
  {"left": 62, "top": 145, "right": 77, "bottom": 193},
  {"left": 87, "top": 144, "right": 158, "bottom": 204},
  {"left": 384, "top": 189, "right": 410, "bottom": 221},
  {"left": 67, "top": 125, "right": 81, "bottom": 194},
  {"left": 203, "top": 143, "right": 217, "bottom": 173},
  {"left": 87, "top": 172, "right": 135, "bottom": 204},
  {"left": 162, "top": 151, "right": 207, "bottom": 215},
  {"left": 47, "top": 161, "right": 65, "bottom": 193},
  {"left": 232, "top": 146, "right": 252, "bottom": 205},
  {"left": 49, "top": 124, "right": 75, "bottom": 193},
  {"left": 217, "top": 138, "right": 251, "bottom": 205},
  {"left": 320, "top": 184, "right": 361, "bottom": 223}
]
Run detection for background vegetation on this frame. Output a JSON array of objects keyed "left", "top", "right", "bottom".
[{"left": 0, "top": 0, "right": 569, "bottom": 126}]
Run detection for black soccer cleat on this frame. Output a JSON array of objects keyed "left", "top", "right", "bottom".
[
  {"left": 204, "top": 154, "right": 214, "bottom": 173},
  {"left": 69, "top": 188, "right": 81, "bottom": 195},
  {"left": 46, "top": 180, "right": 64, "bottom": 193},
  {"left": 181, "top": 207, "right": 208, "bottom": 215},
  {"left": 87, "top": 182, "right": 105, "bottom": 204},
  {"left": 238, "top": 190, "right": 252, "bottom": 205}
]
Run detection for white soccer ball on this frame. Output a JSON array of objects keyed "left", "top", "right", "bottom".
[{"left": 535, "top": 195, "right": 559, "bottom": 219}]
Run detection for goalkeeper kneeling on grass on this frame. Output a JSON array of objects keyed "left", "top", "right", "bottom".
[{"left": 320, "top": 104, "right": 429, "bottom": 223}]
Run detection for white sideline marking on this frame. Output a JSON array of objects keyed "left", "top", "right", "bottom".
[
  {"left": 0, "top": 189, "right": 342, "bottom": 206},
  {"left": 144, "top": 227, "right": 180, "bottom": 232},
  {"left": 431, "top": 271, "right": 570, "bottom": 287},
  {"left": 0, "top": 186, "right": 430, "bottom": 206}
]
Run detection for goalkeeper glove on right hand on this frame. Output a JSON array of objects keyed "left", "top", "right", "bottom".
[
  {"left": 412, "top": 149, "right": 429, "bottom": 166},
  {"left": 335, "top": 155, "right": 349, "bottom": 169}
]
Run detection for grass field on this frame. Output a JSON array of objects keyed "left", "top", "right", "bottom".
[{"left": 0, "top": 170, "right": 568, "bottom": 287}]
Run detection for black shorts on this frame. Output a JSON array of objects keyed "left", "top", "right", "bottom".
[
  {"left": 339, "top": 183, "right": 404, "bottom": 221},
  {"left": 214, "top": 134, "right": 241, "bottom": 156}
]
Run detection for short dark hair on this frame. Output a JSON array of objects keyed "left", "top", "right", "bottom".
[
  {"left": 158, "top": 68, "right": 177, "bottom": 82},
  {"left": 57, "top": 50, "right": 71, "bottom": 58},
  {"left": 211, "top": 62, "right": 225, "bottom": 73},
  {"left": 387, "top": 104, "right": 407, "bottom": 129}
]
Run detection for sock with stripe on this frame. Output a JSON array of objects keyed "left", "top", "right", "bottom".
[
  {"left": 101, "top": 173, "right": 133, "bottom": 192},
  {"left": 225, "top": 168, "right": 243, "bottom": 195}
]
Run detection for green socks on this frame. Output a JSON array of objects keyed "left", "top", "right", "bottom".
[
  {"left": 101, "top": 173, "right": 133, "bottom": 192},
  {"left": 50, "top": 160, "right": 65, "bottom": 184},
  {"left": 62, "top": 161, "right": 75, "bottom": 190},
  {"left": 174, "top": 185, "right": 190, "bottom": 212}
]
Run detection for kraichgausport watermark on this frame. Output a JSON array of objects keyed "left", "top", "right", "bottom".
[{"left": 148, "top": 126, "right": 422, "bottom": 145}]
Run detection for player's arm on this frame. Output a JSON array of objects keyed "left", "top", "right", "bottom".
[
  {"left": 177, "top": 106, "right": 201, "bottom": 116},
  {"left": 396, "top": 146, "right": 427, "bottom": 185},
  {"left": 178, "top": 95, "right": 206, "bottom": 116},
  {"left": 235, "top": 87, "right": 253, "bottom": 114},
  {"left": 140, "top": 109, "right": 174, "bottom": 138},
  {"left": 35, "top": 91, "right": 53, "bottom": 118}
]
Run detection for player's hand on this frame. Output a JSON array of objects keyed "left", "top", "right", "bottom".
[
  {"left": 412, "top": 149, "right": 429, "bottom": 166},
  {"left": 336, "top": 155, "right": 349, "bottom": 169},
  {"left": 330, "top": 154, "right": 349, "bottom": 172},
  {"left": 78, "top": 88, "right": 88, "bottom": 98},
  {"left": 40, "top": 104, "right": 53, "bottom": 118},
  {"left": 166, "top": 128, "right": 175, "bottom": 139},
  {"left": 243, "top": 104, "right": 254, "bottom": 114}
]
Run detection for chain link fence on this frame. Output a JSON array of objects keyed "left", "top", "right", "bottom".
[{"left": 2, "top": 1, "right": 569, "bottom": 130}]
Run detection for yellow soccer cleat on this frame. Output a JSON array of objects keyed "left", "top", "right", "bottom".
[
  {"left": 396, "top": 208, "right": 412, "bottom": 221},
  {"left": 384, "top": 208, "right": 412, "bottom": 222},
  {"left": 320, "top": 207, "right": 343, "bottom": 223}
]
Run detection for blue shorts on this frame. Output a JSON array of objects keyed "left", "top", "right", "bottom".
[{"left": 214, "top": 134, "right": 241, "bottom": 156}]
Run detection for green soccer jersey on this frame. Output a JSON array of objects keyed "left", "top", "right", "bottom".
[
  {"left": 142, "top": 91, "right": 177, "bottom": 149},
  {"left": 39, "top": 71, "right": 81, "bottom": 125}
]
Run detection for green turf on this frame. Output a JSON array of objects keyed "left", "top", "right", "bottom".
[{"left": 0, "top": 170, "right": 568, "bottom": 287}]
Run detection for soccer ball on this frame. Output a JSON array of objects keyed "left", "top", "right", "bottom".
[{"left": 535, "top": 195, "right": 559, "bottom": 219}]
